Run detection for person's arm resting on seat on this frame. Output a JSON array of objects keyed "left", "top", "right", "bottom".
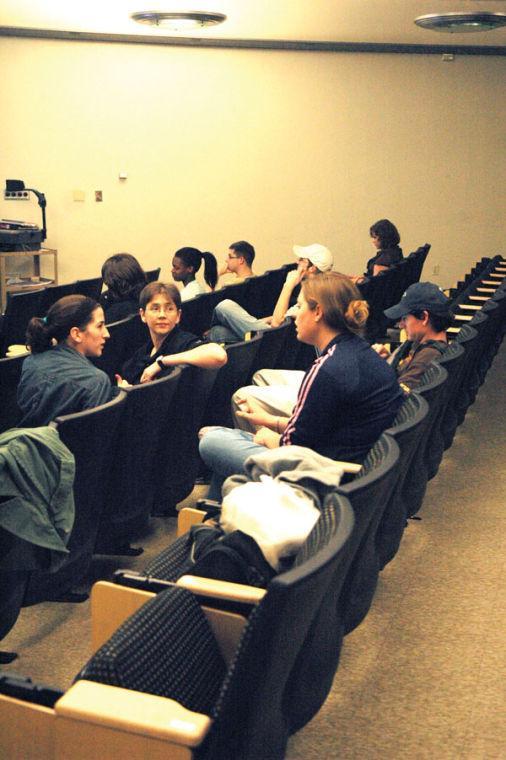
[{"left": 140, "top": 343, "right": 227, "bottom": 383}]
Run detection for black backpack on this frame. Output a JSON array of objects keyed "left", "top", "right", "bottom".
[{"left": 187, "top": 523, "right": 276, "bottom": 588}]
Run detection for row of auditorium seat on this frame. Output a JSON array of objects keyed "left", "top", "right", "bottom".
[
  {"left": 0, "top": 254, "right": 504, "bottom": 759},
  {"left": 0, "top": 243, "right": 430, "bottom": 359},
  {"left": 0, "top": 244, "right": 430, "bottom": 419},
  {"left": 70, "top": 244, "right": 432, "bottom": 382},
  {"left": 162, "top": 243, "right": 431, "bottom": 344},
  {"left": 0, "top": 268, "right": 161, "bottom": 356}
]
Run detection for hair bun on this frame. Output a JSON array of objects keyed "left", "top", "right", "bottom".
[{"left": 345, "top": 299, "right": 369, "bottom": 329}]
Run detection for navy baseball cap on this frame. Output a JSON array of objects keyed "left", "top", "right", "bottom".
[{"left": 384, "top": 282, "right": 450, "bottom": 319}]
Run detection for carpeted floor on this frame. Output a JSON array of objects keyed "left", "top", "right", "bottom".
[
  {"left": 2, "top": 346, "right": 505, "bottom": 759},
  {"left": 287, "top": 343, "right": 506, "bottom": 759}
]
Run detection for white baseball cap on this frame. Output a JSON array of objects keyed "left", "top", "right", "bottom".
[{"left": 293, "top": 243, "right": 333, "bottom": 272}]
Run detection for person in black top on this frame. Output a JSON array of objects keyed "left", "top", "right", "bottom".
[
  {"left": 120, "top": 282, "right": 227, "bottom": 384},
  {"left": 100, "top": 253, "right": 148, "bottom": 323},
  {"left": 364, "top": 219, "right": 403, "bottom": 277},
  {"left": 351, "top": 219, "right": 403, "bottom": 284}
]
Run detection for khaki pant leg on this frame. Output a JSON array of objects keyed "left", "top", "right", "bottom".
[
  {"left": 252, "top": 369, "right": 305, "bottom": 388},
  {"left": 231, "top": 384, "right": 299, "bottom": 432}
]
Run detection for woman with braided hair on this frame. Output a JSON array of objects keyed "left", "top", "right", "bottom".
[
  {"left": 200, "top": 272, "right": 404, "bottom": 501},
  {"left": 18, "top": 295, "right": 123, "bottom": 427}
]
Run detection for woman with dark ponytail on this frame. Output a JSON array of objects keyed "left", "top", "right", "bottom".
[
  {"left": 171, "top": 247, "right": 218, "bottom": 301},
  {"left": 18, "top": 295, "right": 120, "bottom": 427}
]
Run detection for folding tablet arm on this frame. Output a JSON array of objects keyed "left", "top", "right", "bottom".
[{"left": 1, "top": 659, "right": 210, "bottom": 760}]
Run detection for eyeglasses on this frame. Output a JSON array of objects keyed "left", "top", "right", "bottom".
[{"left": 227, "top": 254, "right": 239, "bottom": 259}]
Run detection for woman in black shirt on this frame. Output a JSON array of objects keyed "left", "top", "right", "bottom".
[
  {"left": 121, "top": 282, "right": 227, "bottom": 384},
  {"left": 364, "top": 219, "right": 403, "bottom": 277}
]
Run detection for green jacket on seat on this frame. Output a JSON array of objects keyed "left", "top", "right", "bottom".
[{"left": 0, "top": 426, "right": 75, "bottom": 570}]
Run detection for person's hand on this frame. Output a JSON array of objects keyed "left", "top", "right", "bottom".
[
  {"left": 236, "top": 397, "right": 274, "bottom": 430},
  {"left": 285, "top": 269, "right": 303, "bottom": 289},
  {"left": 253, "top": 427, "right": 281, "bottom": 449},
  {"left": 371, "top": 343, "right": 390, "bottom": 359},
  {"left": 140, "top": 362, "right": 161, "bottom": 384},
  {"left": 114, "top": 374, "right": 131, "bottom": 388},
  {"left": 350, "top": 274, "right": 365, "bottom": 285}
]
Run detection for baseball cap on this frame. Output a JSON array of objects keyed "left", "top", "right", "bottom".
[
  {"left": 293, "top": 243, "right": 333, "bottom": 273},
  {"left": 384, "top": 282, "right": 450, "bottom": 320}
]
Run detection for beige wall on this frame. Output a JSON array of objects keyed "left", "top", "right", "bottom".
[{"left": 1, "top": 37, "right": 505, "bottom": 288}]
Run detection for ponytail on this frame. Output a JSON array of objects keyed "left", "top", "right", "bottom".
[
  {"left": 25, "top": 317, "right": 53, "bottom": 353},
  {"left": 174, "top": 247, "right": 218, "bottom": 291},
  {"left": 201, "top": 251, "right": 218, "bottom": 291},
  {"left": 26, "top": 295, "right": 99, "bottom": 354}
]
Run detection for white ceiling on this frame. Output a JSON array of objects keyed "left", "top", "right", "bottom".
[{"left": 1, "top": 0, "right": 506, "bottom": 48}]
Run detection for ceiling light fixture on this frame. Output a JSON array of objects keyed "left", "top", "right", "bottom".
[
  {"left": 415, "top": 12, "right": 506, "bottom": 33},
  {"left": 130, "top": 11, "right": 227, "bottom": 31}
]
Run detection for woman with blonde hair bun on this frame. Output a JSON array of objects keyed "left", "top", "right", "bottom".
[
  {"left": 231, "top": 273, "right": 372, "bottom": 433},
  {"left": 301, "top": 271, "right": 369, "bottom": 334},
  {"left": 200, "top": 271, "right": 403, "bottom": 501}
]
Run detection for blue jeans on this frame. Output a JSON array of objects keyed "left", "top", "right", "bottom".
[
  {"left": 208, "top": 299, "right": 272, "bottom": 343},
  {"left": 199, "top": 427, "right": 267, "bottom": 501}
]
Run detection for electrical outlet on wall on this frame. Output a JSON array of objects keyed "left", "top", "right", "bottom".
[
  {"left": 4, "top": 189, "right": 30, "bottom": 200},
  {"left": 432, "top": 264, "right": 440, "bottom": 275}
]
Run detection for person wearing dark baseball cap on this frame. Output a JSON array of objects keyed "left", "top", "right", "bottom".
[
  {"left": 384, "top": 282, "right": 451, "bottom": 321},
  {"left": 379, "top": 282, "right": 452, "bottom": 392}
]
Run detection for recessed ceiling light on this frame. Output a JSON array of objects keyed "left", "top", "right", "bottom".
[
  {"left": 130, "top": 11, "right": 227, "bottom": 31},
  {"left": 415, "top": 12, "right": 506, "bottom": 33}
]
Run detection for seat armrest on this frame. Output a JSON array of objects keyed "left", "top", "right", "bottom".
[
  {"left": 55, "top": 680, "right": 210, "bottom": 752},
  {"left": 0, "top": 692, "right": 56, "bottom": 760},
  {"left": 177, "top": 574, "right": 266, "bottom": 604},
  {"left": 178, "top": 508, "right": 206, "bottom": 537},
  {"left": 332, "top": 460, "right": 362, "bottom": 474},
  {"left": 91, "top": 582, "right": 156, "bottom": 651}
]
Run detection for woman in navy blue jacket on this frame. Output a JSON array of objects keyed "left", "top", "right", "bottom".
[{"left": 200, "top": 271, "right": 404, "bottom": 501}]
